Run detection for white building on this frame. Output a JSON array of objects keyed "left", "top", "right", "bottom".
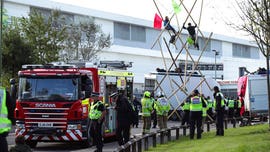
[{"left": 4, "top": 0, "right": 265, "bottom": 96}]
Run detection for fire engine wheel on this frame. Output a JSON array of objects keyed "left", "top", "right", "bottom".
[{"left": 26, "top": 141, "right": 37, "bottom": 148}]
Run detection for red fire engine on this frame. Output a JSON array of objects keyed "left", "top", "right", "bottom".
[{"left": 14, "top": 61, "right": 134, "bottom": 148}]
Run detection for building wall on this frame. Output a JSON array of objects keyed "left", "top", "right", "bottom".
[{"left": 4, "top": 0, "right": 266, "bottom": 92}]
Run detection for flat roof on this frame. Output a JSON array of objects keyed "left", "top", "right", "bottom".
[{"left": 7, "top": 0, "right": 257, "bottom": 47}]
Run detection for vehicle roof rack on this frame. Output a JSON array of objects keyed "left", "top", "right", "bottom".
[
  {"left": 98, "top": 60, "right": 132, "bottom": 70},
  {"left": 22, "top": 64, "right": 76, "bottom": 70}
]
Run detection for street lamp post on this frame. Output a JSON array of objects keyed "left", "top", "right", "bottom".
[{"left": 212, "top": 50, "right": 219, "bottom": 80}]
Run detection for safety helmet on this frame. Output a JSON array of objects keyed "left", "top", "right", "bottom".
[
  {"left": 157, "top": 91, "right": 164, "bottom": 98},
  {"left": 10, "top": 78, "right": 15, "bottom": 85},
  {"left": 144, "top": 91, "right": 151, "bottom": 98}
]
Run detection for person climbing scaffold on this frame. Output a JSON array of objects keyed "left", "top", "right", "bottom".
[{"left": 183, "top": 22, "right": 199, "bottom": 49}]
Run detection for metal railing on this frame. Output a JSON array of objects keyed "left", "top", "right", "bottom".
[{"left": 114, "top": 117, "right": 246, "bottom": 152}]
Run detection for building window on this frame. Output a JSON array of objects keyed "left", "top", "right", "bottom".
[
  {"left": 114, "top": 22, "right": 130, "bottom": 40},
  {"left": 114, "top": 22, "right": 146, "bottom": 42},
  {"left": 198, "top": 37, "right": 211, "bottom": 51},
  {"left": 233, "top": 43, "right": 251, "bottom": 58},
  {"left": 131, "top": 25, "right": 146, "bottom": 42}
]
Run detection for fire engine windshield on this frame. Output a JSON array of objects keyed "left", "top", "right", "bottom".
[{"left": 18, "top": 77, "right": 79, "bottom": 101}]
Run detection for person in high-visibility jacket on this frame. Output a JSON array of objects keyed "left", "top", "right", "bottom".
[
  {"left": 189, "top": 90, "right": 207, "bottom": 139},
  {"left": 206, "top": 96, "right": 214, "bottom": 120},
  {"left": 0, "top": 86, "right": 14, "bottom": 152},
  {"left": 154, "top": 92, "right": 170, "bottom": 130},
  {"left": 201, "top": 94, "right": 208, "bottom": 132},
  {"left": 227, "top": 97, "right": 236, "bottom": 122},
  {"left": 141, "top": 91, "right": 153, "bottom": 134},
  {"left": 181, "top": 96, "right": 191, "bottom": 126},
  {"left": 236, "top": 98, "right": 242, "bottom": 117},
  {"left": 213, "top": 86, "right": 225, "bottom": 136},
  {"left": 89, "top": 92, "right": 106, "bottom": 152}
]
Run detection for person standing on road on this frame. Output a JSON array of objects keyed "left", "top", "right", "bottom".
[
  {"left": 201, "top": 94, "right": 208, "bottom": 133},
  {"left": 189, "top": 90, "right": 206, "bottom": 139},
  {"left": 141, "top": 91, "right": 153, "bottom": 135},
  {"left": 89, "top": 92, "right": 106, "bottom": 152},
  {"left": 154, "top": 92, "right": 170, "bottom": 130},
  {"left": 213, "top": 86, "right": 225, "bottom": 136},
  {"left": 150, "top": 92, "right": 157, "bottom": 129},
  {"left": 181, "top": 96, "right": 191, "bottom": 127},
  {"left": 206, "top": 96, "right": 214, "bottom": 120},
  {"left": 115, "top": 90, "right": 134, "bottom": 146},
  {"left": 0, "top": 86, "right": 15, "bottom": 152},
  {"left": 227, "top": 97, "right": 236, "bottom": 123},
  {"left": 132, "top": 96, "right": 142, "bottom": 128}
]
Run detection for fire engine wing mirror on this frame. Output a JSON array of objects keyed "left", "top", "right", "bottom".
[{"left": 81, "top": 91, "right": 86, "bottom": 99}]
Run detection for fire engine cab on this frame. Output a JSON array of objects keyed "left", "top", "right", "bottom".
[{"left": 14, "top": 61, "right": 134, "bottom": 148}]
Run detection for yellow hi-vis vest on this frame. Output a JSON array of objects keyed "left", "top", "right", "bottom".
[
  {"left": 182, "top": 102, "right": 190, "bottom": 110},
  {"left": 214, "top": 92, "right": 225, "bottom": 109},
  {"left": 207, "top": 99, "right": 213, "bottom": 108},
  {"left": 141, "top": 97, "right": 153, "bottom": 117},
  {"left": 154, "top": 97, "right": 170, "bottom": 116},
  {"left": 190, "top": 96, "right": 203, "bottom": 112},
  {"left": 0, "top": 87, "right": 12, "bottom": 134},
  {"left": 82, "top": 98, "right": 90, "bottom": 112},
  {"left": 202, "top": 99, "right": 208, "bottom": 117},
  {"left": 238, "top": 100, "right": 242, "bottom": 108},
  {"left": 228, "top": 100, "right": 235, "bottom": 108},
  {"left": 89, "top": 101, "right": 103, "bottom": 120}
]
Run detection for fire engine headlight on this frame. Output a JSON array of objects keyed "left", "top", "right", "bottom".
[
  {"left": 16, "top": 123, "right": 25, "bottom": 129},
  {"left": 67, "top": 124, "right": 81, "bottom": 130}
]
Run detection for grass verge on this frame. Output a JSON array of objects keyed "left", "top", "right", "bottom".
[{"left": 148, "top": 124, "right": 270, "bottom": 152}]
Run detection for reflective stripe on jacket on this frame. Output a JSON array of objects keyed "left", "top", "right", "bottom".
[
  {"left": 190, "top": 96, "right": 203, "bottom": 112},
  {"left": 89, "top": 101, "right": 103, "bottom": 120},
  {"left": 141, "top": 97, "right": 153, "bottom": 117},
  {"left": 154, "top": 97, "right": 170, "bottom": 116}
]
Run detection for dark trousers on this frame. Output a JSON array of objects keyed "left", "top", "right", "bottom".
[
  {"left": 236, "top": 108, "right": 241, "bottom": 117},
  {"left": 228, "top": 108, "right": 234, "bottom": 119},
  {"left": 0, "top": 132, "right": 9, "bottom": 152},
  {"left": 189, "top": 111, "right": 202, "bottom": 139},
  {"left": 151, "top": 110, "right": 157, "bottom": 128},
  {"left": 90, "top": 120, "right": 103, "bottom": 152},
  {"left": 133, "top": 112, "right": 139, "bottom": 127},
  {"left": 181, "top": 110, "right": 190, "bottom": 125},
  {"left": 116, "top": 123, "right": 131, "bottom": 146},
  {"left": 216, "top": 111, "right": 224, "bottom": 136},
  {"left": 190, "top": 34, "right": 199, "bottom": 48},
  {"left": 165, "top": 25, "right": 176, "bottom": 34}
]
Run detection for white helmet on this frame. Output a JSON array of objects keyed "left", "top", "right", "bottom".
[{"left": 157, "top": 92, "right": 164, "bottom": 98}]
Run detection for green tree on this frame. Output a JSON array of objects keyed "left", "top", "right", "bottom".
[
  {"left": 20, "top": 10, "right": 67, "bottom": 64},
  {"left": 2, "top": 18, "right": 33, "bottom": 78},
  {"left": 64, "top": 18, "right": 111, "bottom": 62},
  {"left": 234, "top": 0, "right": 270, "bottom": 128}
]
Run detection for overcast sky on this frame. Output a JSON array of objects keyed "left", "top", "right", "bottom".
[{"left": 52, "top": 0, "right": 250, "bottom": 40}]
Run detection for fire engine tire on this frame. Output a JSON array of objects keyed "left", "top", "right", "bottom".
[{"left": 26, "top": 141, "right": 37, "bottom": 148}]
